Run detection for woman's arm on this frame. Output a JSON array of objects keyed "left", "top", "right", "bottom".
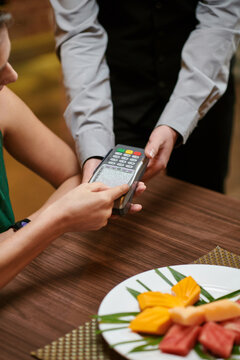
[
  {"left": 0, "top": 86, "right": 81, "bottom": 242},
  {"left": 0, "top": 86, "right": 145, "bottom": 216},
  {"left": 0, "top": 87, "right": 143, "bottom": 288},
  {"left": 0, "top": 182, "right": 129, "bottom": 289},
  {"left": 0, "top": 87, "right": 80, "bottom": 188}
]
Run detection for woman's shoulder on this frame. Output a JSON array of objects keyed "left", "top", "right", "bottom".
[{"left": 0, "top": 86, "right": 24, "bottom": 136}]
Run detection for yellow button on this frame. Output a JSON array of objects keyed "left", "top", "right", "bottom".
[{"left": 126, "top": 150, "right": 133, "bottom": 154}]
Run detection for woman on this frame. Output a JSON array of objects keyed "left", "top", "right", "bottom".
[{"left": 0, "top": 11, "right": 145, "bottom": 289}]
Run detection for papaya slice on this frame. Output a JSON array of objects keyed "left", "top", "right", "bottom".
[
  {"left": 171, "top": 276, "right": 200, "bottom": 306},
  {"left": 137, "top": 292, "right": 184, "bottom": 311},
  {"left": 129, "top": 306, "right": 172, "bottom": 335}
]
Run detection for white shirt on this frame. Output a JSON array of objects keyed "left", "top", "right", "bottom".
[{"left": 49, "top": 0, "right": 240, "bottom": 166}]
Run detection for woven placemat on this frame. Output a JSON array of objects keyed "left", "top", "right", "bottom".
[
  {"left": 31, "top": 246, "right": 240, "bottom": 360},
  {"left": 31, "top": 319, "right": 110, "bottom": 360}
]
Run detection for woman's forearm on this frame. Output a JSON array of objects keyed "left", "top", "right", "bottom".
[
  {"left": 0, "top": 174, "right": 81, "bottom": 244},
  {"left": 0, "top": 205, "right": 64, "bottom": 289},
  {"left": 30, "top": 174, "right": 81, "bottom": 220},
  {"left": 0, "top": 182, "right": 129, "bottom": 289},
  {"left": 0, "top": 174, "right": 81, "bottom": 283}
]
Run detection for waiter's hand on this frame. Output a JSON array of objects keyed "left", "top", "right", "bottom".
[
  {"left": 110, "top": 181, "right": 146, "bottom": 217},
  {"left": 81, "top": 157, "right": 146, "bottom": 214},
  {"left": 128, "top": 181, "right": 146, "bottom": 213},
  {"left": 144, "top": 125, "right": 179, "bottom": 181}
]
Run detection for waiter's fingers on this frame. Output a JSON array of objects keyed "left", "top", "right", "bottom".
[
  {"left": 134, "top": 182, "right": 146, "bottom": 197},
  {"left": 129, "top": 203, "right": 142, "bottom": 214}
]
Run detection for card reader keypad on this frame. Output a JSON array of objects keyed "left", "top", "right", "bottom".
[
  {"left": 108, "top": 148, "right": 142, "bottom": 170},
  {"left": 89, "top": 145, "right": 148, "bottom": 214}
]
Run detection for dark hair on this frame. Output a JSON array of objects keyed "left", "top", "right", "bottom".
[{"left": 0, "top": 11, "right": 12, "bottom": 28}]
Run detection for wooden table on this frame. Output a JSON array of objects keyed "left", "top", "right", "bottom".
[{"left": 1, "top": 175, "right": 240, "bottom": 360}]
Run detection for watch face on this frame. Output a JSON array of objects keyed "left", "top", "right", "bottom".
[
  {"left": 13, "top": 219, "right": 31, "bottom": 231},
  {"left": 20, "top": 220, "right": 29, "bottom": 227}
]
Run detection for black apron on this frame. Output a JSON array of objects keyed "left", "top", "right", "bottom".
[{"left": 98, "top": 0, "right": 235, "bottom": 192}]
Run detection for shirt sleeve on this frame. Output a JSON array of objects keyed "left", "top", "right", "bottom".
[
  {"left": 156, "top": 0, "right": 240, "bottom": 143},
  {"left": 49, "top": 0, "right": 114, "bottom": 166}
]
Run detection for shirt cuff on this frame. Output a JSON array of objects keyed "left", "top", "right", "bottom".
[
  {"left": 75, "top": 128, "right": 115, "bottom": 167},
  {"left": 156, "top": 97, "right": 200, "bottom": 144}
]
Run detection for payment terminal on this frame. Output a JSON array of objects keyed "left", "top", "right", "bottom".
[{"left": 89, "top": 144, "right": 149, "bottom": 215}]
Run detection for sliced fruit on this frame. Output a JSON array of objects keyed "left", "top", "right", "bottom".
[
  {"left": 171, "top": 276, "right": 200, "bottom": 306},
  {"left": 137, "top": 292, "right": 184, "bottom": 311},
  {"left": 129, "top": 306, "right": 171, "bottom": 335},
  {"left": 170, "top": 306, "right": 205, "bottom": 326},
  {"left": 220, "top": 317, "right": 240, "bottom": 344},
  {"left": 201, "top": 299, "right": 240, "bottom": 322},
  {"left": 159, "top": 324, "right": 201, "bottom": 356},
  {"left": 199, "top": 321, "right": 236, "bottom": 359}
]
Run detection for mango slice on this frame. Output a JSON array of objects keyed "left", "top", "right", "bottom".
[
  {"left": 201, "top": 299, "right": 240, "bottom": 322},
  {"left": 129, "top": 306, "right": 172, "bottom": 335},
  {"left": 137, "top": 292, "right": 184, "bottom": 311},
  {"left": 170, "top": 306, "right": 205, "bottom": 326},
  {"left": 171, "top": 276, "right": 201, "bottom": 306}
]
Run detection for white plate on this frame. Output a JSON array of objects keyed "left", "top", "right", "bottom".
[{"left": 98, "top": 264, "right": 240, "bottom": 360}]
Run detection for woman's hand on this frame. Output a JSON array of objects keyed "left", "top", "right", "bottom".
[{"left": 51, "top": 182, "right": 130, "bottom": 232}]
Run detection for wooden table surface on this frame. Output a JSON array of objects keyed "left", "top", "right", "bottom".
[{"left": 1, "top": 174, "right": 240, "bottom": 360}]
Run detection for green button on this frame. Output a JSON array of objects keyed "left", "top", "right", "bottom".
[{"left": 116, "top": 148, "right": 125, "bottom": 153}]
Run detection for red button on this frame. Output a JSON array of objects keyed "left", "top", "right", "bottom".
[{"left": 133, "top": 151, "right": 141, "bottom": 156}]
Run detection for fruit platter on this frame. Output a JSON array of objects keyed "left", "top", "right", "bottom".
[{"left": 96, "top": 264, "right": 240, "bottom": 360}]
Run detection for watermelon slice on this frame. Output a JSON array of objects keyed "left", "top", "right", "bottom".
[
  {"left": 220, "top": 317, "right": 240, "bottom": 344},
  {"left": 159, "top": 324, "right": 201, "bottom": 356},
  {"left": 198, "top": 321, "right": 236, "bottom": 358}
]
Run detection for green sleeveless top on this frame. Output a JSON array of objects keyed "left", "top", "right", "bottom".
[{"left": 0, "top": 131, "right": 15, "bottom": 232}]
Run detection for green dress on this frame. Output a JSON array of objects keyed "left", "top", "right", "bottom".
[{"left": 0, "top": 131, "right": 15, "bottom": 232}]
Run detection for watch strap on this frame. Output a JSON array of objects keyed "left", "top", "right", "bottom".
[{"left": 8, "top": 218, "right": 31, "bottom": 232}]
